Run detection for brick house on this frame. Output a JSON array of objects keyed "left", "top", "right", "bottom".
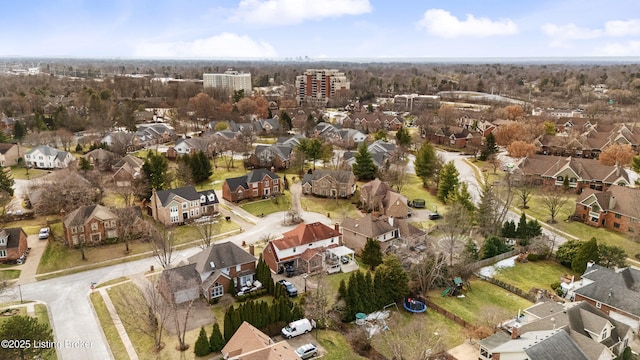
[
  {"left": 340, "top": 214, "right": 400, "bottom": 254},
  {"left": 574, "top": 185, "right": 640, "bottom": 233},
  {"left": 0, "top": 228, "right": 28, "bottom": 263},
  {"left": 150, "top": 186, "right": 219, "bottom": 226},
  {"left": 187, "top": 241, "right": 257, "bottom": 301},
  {"left": 301, "top": 170, "right": 356, "bottom": 198},
  {"left": 83, "top": 148, "right": 117, "bottom": 171},
  {"left": 111, "top": 155, "right": 144, "bottom": 187},
  {"left": 0, "top": 143, "right": 22, "bottom": 167},
  {"left": 61, "top": 204, "right": 120, "bottom": 247},
  {"left": 248, "top": 144, "right": 293, "bottom": 170},
  {"left": 222, "top": 169, "right": 281, "bottom": 203},
  {"left": 515, "top": 156, "right": 630, "bottom": 192},
  {"left": 262, "top": 222, "right": 344, "bottom": 274},
  {"left": 567, "top": 262, "right": 640, "bottom": 334},
  {"left": 156, "top": 263, "right": 202, "bottom": 305},
  {"left": 360, "top": 178, "right": 410, "bottom": 218}
]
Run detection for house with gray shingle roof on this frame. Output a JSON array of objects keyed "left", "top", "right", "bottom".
[
  {"left": 248, "top": 144, "right": 293, "bottom": 170},
  {"left": 221, "top": 169, "right": 280, "bottom": 203},
  {"left": 150, "top": 186, "right": 219, "bottom": 225},
  {"left": 360, "top": 178, "right": 409, "bottom": 218},
  {"left": 0, "top": 227, "right": 28, "bottom": 263},
  {"left": 24, "top": 145, "right": 74, "bottom": 169},
  {"left": 187, "top": 241, "right": 257, "bottom": 301},
  {"left": 340, "top": 214, "right": 399, "bottom": 254},
  {"left": 156, "top": 263, "right": 202, "bottom": 304},
  {"left": 301, "top": 170, "right": 356, "bottom": 198}
]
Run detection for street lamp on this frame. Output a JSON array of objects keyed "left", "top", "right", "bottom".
[{"left": 303, "top": 274, "right": 308, "bottom": 293}]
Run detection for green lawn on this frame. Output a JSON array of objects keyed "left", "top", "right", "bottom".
[
  {"left": 300, "top": 196, "right": 361, "bottom": 220},
  {"left": 492, "top": 260, "right": 578, "bottom": 293},
  {"left": 9, "top": 166, "right": 48, "bottom": 180},
  {"left": 428, "top": 279, "right": 533, "bottom": 326},
  {"left": 317, "top": 330, "right": 368, "bottom": 360},
  {"left": 240, "top": 193, "right": 292, "bottom": 216},
  {"left": 90, "top": 291, "right": 130, "bottom": 360},
  {"left": 398, "top": 174, "right": 442, "bottom": 213},
  {"left": 0, "top": 269, "right": 20, "bottom": 280}
]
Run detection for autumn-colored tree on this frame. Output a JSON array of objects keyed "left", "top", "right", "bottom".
[
  {"left": 507, "top": 141, "right": 537, "bottom": 158},
  {"left": 236, "top": 97, "right": 258, "bottom": 116},
  {"left": 598, "top": 144, "right": 634, "bottom": 166},
  {"left": 543, "top": 121, "right": 556, "bottom": 135},
  {"left": 188, "top": 92, "right": 217, "bottom": 121},
  {"left": 494, "top": 122, "right": 530, "bottom": 146},
  {"left": 254, "top": 96, "right": 269, "bottom": 119},
  {"left": 503, "top": 105, "right": 524, "bottom": 120}
]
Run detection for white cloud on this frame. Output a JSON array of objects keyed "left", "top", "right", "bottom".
[
  {"left": 132, "top": 33, "right": 277, "bottom": 58},
  {"left": 230, "top": 0, "right": 371, "bottom": 26},
  {"left": 541, "top": 23, "right": 602, "bottom": 39},
  {"left": 605, "top": 19, "right": 640, "bottom": 36},
  {"left": 417, "top": 9, "right": 518, "bottom": 38},
  {"left": 599, "top": 41, "right": 640, "bottom": 56}
]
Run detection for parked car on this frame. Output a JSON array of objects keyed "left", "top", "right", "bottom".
[
  {"left": 281, "top": 318, "right": 315, "bottom": 339},
  {"left": 428, "top": 213, "right": 441, "bottom": 220},
  {"left": 295, "top": 343, "right": 318, "bottom": 359},
  {"left": 38, "top": 227, "right": 50, "bottom": 240},
  {"left": 277, "top": 279, "right": 298, "bottom": 297}
]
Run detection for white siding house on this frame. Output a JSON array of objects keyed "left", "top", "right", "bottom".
[{"left": 24, "top": 145, "right": 74, "bottom": 169}]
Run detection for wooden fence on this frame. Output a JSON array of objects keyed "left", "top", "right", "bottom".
[
  {"left": 424, "top": 299, "right": 477, "bottom": 332},
  {"left": 470, "top": 249, "right": 519, "bottom": 270}
]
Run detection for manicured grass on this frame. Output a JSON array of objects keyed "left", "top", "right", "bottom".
[
  {"left": 9, "top": 166, "right": 48, "bottom": 180},
  {"left": 300, "top": 196, "right": 361, "bottom": 220},
  {"left": 90, "top": 291, "right": 129, "bottom": 360},
  {"left": 492, "top": 260, "right": 578, "bottom": 293},
  {"left": 398, "top": 174, "right": 442, "bottom": 213},
  {"left": 0, "top": 307, "right": 27, "bottom": 327},
  {"left": 209, "top": 164, "right": 247, "bottom": 190},
  {"left": 96, "top": 277, "right": 130, "bottom": 288},
  {"left": 428, "top": 279, "right": 533, "bottom": 326},
  {"left": 34, "top": 304, "right": 51, "bottom": 328},
  {"left": 240, "top": 193, "right": 292, "bottom": 216},
  {"left": 0, "top": 269, "right": 20, "bottom": 280},
  {"left": 317, "top": 329, "right": 368, "bottom": 360}
]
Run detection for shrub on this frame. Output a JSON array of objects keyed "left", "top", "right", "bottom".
[{"left": 527, "top": 253, "right": 540, "bottom": 262}]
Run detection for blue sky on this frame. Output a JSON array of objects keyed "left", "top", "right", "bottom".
[{"left": 3, "top": 0, "right": 640, "bottom": 59}]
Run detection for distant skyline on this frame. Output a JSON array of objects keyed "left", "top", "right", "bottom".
[{"left": 3, "top": 0, "right": 640, "bottom": 60}]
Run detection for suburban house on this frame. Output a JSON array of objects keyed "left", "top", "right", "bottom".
[
  {"left": 0, "top": 228, "right": 28, "bottom": 263},
  {"left": 167, "top": 137, "right": 213, "bottom": 158},
  {"left": 0, "top": 143, "right": 22, "bottom": 167},
  {"left": 83, "top": 148, "right": 117, "bottom": 171},
  {"left": 111, "top": 155, "right": 144, "bottom": 187},
  {"left": 156, "top": 263, "right": 202, "bottom": 305},
  {"left": 222, "top": 321, "right": 299, "bottom": 360},
  {"left": 187, "top": 241, "right": 257, "bottom": 301},
  {"left": 344, "top": 140, "right": 397, "bottom": 169},
  {"left": 515, "top": 156, "right": 630, "bottom": 192},
  {"left": 262, "top": 222, "right": 349, "bottom": 274},
  {"left": 480, "top": 301, "right": 634, "bottom": 360},
  {"left": 61, "top": 204, "right": 120, "bottom": 247},
  {"left": 566, "top": 262, "right": 640, "bottom": 333},
  {"left": 252, "top": 118, "right": 280, "bottom": 135},
  {"left": 150, "top": 186, "right": 219, "bottom": 226},
  {"left": 301, "top": 170, "right": 356, "bottom": 198},
  {"left": 24, "top": 145, "right": 74, "bottom": 169},
  {"left": 248, "top": 144, "right": 293, "bottom": 170},
  {"left": 340, "top": 214, "right": 400, "bottom": 254},
  {"left": 574, "top": 185, "right": 640, "bottom": 233},
  {"left": 221, "top": 169, "right": 281, "bottom": 203},
  {"left": 427, "top": 126, "right": 476, "bottom": 147},
  {"left": 359, "top": 178, "right": 410, "bottom": 218}
]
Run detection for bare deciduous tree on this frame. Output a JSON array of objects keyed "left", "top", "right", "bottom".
[
  {"left": 410, "top": 252, "right": 448, "bottom": 295},
  {"left": 194, "top": 218, "right": 217, "bottom": 249},
  {"left": 440, "top": 202, "right": 472, "bottom": 266},
  {"left": 540, "top": 188, "right": 569, "bottom": 224},
  {"left": 149, "top": 226, "right": 175, "bottom": 269},
  {"left": 378, "top": 317, "right": 447, "bottom": 360},
  {"left": 172, "top": 299, "right": 195, "bottom": 352},
  {"left": 478, "top": 305, "right": 512, "bottom": 333},
  {"left": 29, "top": 169, "right": 99, "bottom": 216}
]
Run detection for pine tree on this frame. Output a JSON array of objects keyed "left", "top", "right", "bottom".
[
  {"left": 373, "top": 255, "right": 409, "bottom": 308},
  {"left": 516, "top": 212, "right": 528, "bottom": 239},
  {"left": 437, "top": 161, "right": 459, "bottom": 202},
  {"left": 223, "top": 308, "right": 234, "bottom": 342},
  {"left": 572, "top": 237, "right": 599, "bottom": 273},
  {"left": 352, "top": 142, "right": 377, "bottom": 180},
  {"left": 414, "top": 141, "right": 437, "bottom": 187},
  {"left": 209, "top": 322, "right": 225, "bottom": 353},
  {"left": 479, "top": 132, "right": 497, "bottom": 160},
  {"left": 395, "top": 126, "right": 411, "bottom": 146},
  {"left": 481, "top": 236, "right": 511, "bottom": 259},
  {"left": 0, "top": 167, "right": 15, "bottom": 196},
  {"left": 361, "top": 238, "right": 383, "bottom": 270},
  {"left": 194, "top": 327, "right": 211, "bottom": 356},
  {"left": 501, "top": 220, "right": 517, "bottom": 238}
]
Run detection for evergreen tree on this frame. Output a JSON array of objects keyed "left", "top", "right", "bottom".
[
  {"left": 562, "top": 176, "right": 570, "bottom": 191},
  {"left": 373, "top": 255, "right": 409, "bottom": 307},
  {"left": 437, "top": 161, "right": 459, "bottom": 202},
  {"left": 598, "top": 244, "right": 627, "bottom": 268},
  {"left": 338, "top": 279, "right": 347, "bottom": 300},
  {"left": 279, "top": 111, "right": 292, "bottom": 131},
  {"left": 479, "top": 132, "right": 498, "bottom": 160},
  {"left": 223, "top": 308, "right": 234, "bottom": 342},
  {"left": 462, "top": 238, "right": 479, "bottom": 261},
  {"left": 501, "top": 220, "right": 517, "bottom": 238},
  {"left": 555, "top": 240, "right": 583, "bottom": 268},
  {"left": 0, "top": 315, "right": 54, "bottom": 360},
  {"left": 194, "top": 327, "right": 211, "bottom": 356},
  {"left": 448, "top": 182, "right": 475, "bottom": 213},
  {"left": 414, "top": 142, "right": 437, "bottom": 187},
  {"left": 477, "top": 182, "right": 500, "bottom": 236},
  {"left": 352, "top": 142, "right": 377, "bottom": 180},
  {"left": 13, "top": 120, "right": 26, "bottom": 140},
  {"left": 142, "top": 151, "right": 169, "bottom": 197},
  {"left": 361, "top": 238, "right": 383, "bottom": 270},
  {"left": 75, "top": 143, "right": 83, "bottom": 153},
  {"left": 209, "top": 323, "right": 225, "bottom": 353},
  {"left": 481, "top": 236, "right": 511, "bottom": 259},
  {"left": 572, "top": 237, "right": 599, "bottom": 273},
  {"left": 0, "top": 168, "right": 14, "bottom": 196},
  {"left": 78, "top": 157, "right": 93, "bottom": 174},
  {"left": 395, "top": 126, "right": 411, "bottom": 146},
  {"left": 516, "top": 212, "right": 528, "bottom": 239}
]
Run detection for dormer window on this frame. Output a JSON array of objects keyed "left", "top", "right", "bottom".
[
  {"left": 557, "top": 176, "right": 564, "bottom": 182},
  {"left": 601, "top": 327, "right": 608, "bottom": 339},
  {"left": 200, "top": 195, "right": 206, "bottom": 203},
  {"left": 208, "top": 193, "right": 215, "bottom": 202}
]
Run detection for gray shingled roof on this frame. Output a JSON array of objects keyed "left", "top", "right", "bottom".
[
  {"left": 0, "top": 228, "right": 25, "bottom": 249},
  {"left": 340, "top": 214, "right": 397, "bottom": 238},
  {"left": 188, "top": 241, "right": 256, "bottom": 274},
  {"left": 304, "top": 169, "right": 354, "bottom": 184},
  {"left": 159, "top": 263, "right": 201, "bottom": 292},
  {"left": 575, "top": 264, "right": 640, "bottom": 317},
  {"left": 154, "top": 186, "right": 201, "bottom": 207},
  {"left": 225, "top": 169, "right": 280, "bottom": 192},
  {"left": 524, "top": 330, "right": 589, "bottom": 360}
]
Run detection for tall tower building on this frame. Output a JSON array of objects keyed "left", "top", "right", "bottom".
[{"left": 295, "top": 69, "right": 350, "bottom": 106}]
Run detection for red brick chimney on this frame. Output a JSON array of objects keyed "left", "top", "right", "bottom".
[
  {"left": 511, "top": 327, "right": 520, "bottom": 339},
  {"left": 334, "top": 223, "right": 340, "bottom": 232},
  {"left": 249, "top": 244, "right": 255, "bottom": 256}
]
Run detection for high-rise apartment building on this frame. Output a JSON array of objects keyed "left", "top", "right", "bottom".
[
  {"left": 295, "top": 69, "right": 350, "bottom": 106},
  {"left": 203, "top": 69, "right": 252, "bottom": 94}
]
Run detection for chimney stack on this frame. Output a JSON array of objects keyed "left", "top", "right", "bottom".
[
  {"left": 511, "top": 327, "right": 520, "bottom": 339},
  {"left": 609, "top": 195, "right": 616, "bottom": 210},
  {"left": 249, "top": 244, "right": 255, "bottom": 256},
  {"left": 334, "top": 223, "right": 340, "bottom": 232}
]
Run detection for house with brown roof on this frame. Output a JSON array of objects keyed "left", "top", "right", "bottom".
[
  {"left": 479, "top": 301, "right": 633, "bottom": 360},
  {"left": 574, "top": 185, "right": 640, "bottom": 233},
  {"left": 262, "top": 222, "right": 343, "bottom": 274},
  {"left": 222, "top": 169, "right": 281, "bottom": 203},
  {"left": 111, "top": 155, "right": 144, "bottom": 187},
  {"left": 83, "top": 148, "right": 117, "bottom": 171},
  {"left": 360, "top": 178, "right": 410, "bottom": 218},
  {"left": 222, "top": 322, "right": 299, "bottom": 360},
  {"left": 0, "top": 143, "right": 22, "bottom": 167},
  {"left": 428, "top": 126, "right": 475, "bottom": 147},
  {"left": 187, "top": 241, "right": 257, "bottom": 301},
  {"left": 150, "top": 186, "right": 219, "bottom": 225},
  {"left": 340, "top": 214, "right": 400, "bottom": 254},
  {"left": 156, "top": 263, "right": 202, "bottom": 305},
  {"left": 248, "top": 144, "right": 293, "bottom": 170},
  {"left": 569, "top": 262, "right": 640, "bottom": 333},
  {"left": 61, "top": 204, "right": 123, "bottom": 247},
  {"left": 0, "top": 228, "right": 28, "bottom": 264},
  {"left": 515, "top": 156, "right": 629, "bottom": 192},
  {"left": 301, "top": 170, "right": 356, "bottom": 198}
]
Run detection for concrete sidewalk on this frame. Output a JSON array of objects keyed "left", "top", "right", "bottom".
[{"left": 98, "top": 287, "right": 138, "bottom": 360}]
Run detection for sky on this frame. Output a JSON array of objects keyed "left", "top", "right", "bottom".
[{"left": 2, "top": 0, "right": 640, "bottom": 60}]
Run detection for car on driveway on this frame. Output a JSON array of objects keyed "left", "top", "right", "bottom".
[
  {"left": 38, "top": 227, "right": 50, "bottom": 240},
  {"left": 428, "top": 213, "right": 441, "bottom": 220},
  {"left": 277, "top": 279, "right": 298, "bottom": 297},
  {"left": 295, "top": 343, "right": 318, "bottom": 359}
]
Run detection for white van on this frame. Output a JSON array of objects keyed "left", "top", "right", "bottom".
[{"left": 281, "top": 318, "right": 315, "bottom": 339}]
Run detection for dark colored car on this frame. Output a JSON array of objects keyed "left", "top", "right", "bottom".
[
  {"left": 429, "top": 213, "right": 441, "bottom": 220},
  {"left": 277, "top": 279, "right": 298, "bottom": 297}
]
